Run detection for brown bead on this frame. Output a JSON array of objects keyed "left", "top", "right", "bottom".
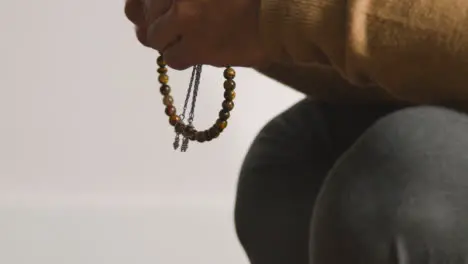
[
  {"left": 165, "top": 105, "right": 176, "bottom": 116},
  {"left": 175, "top": 122, "right": 185, "bottom": 134},
  {"left": 223, "top": 67, "right": 236, "bottom": 79},
  {"left": 163, "top": 95, "right": 173, "bottom": 106},
  {"left": 224, "top": 90, "right": 236, "bottom": 100},
  {"left": 157, "top": 67, "right": 168, "bottom": 74},
  {"left": 195, "top": 131, "right": 207, "bottom": 143},
  {"left": 169, "top": 115, "right": 180, "bottom": 126},
  {"left": 209, "top": 126, "right": 221, "bottom": 139},
  {"left": 219, "top": 110, "right": 230, "bottom": 120},
  {"left": 205, "top": 133, "right": 213, "bottom": 141},
  {"left": 160, "top": 85, "right": 171, "bottom": 96},
  {"left": 157, "top": 56, "right": 167, "bottom": 67},
  {"left": 222, "top": 100, "right": 234, "bottom": 111},
  {"left": 216, "top": 119, "right": 228, "bottom": 130},
  {"left": 224, "top": 80, "right": 236, "bottom": 90},
  {"left": 159, "top": 74, "right": 169, "bottom": 84},
  {"left": 202, "top": 131, "right": 211, "bottom": 141}
]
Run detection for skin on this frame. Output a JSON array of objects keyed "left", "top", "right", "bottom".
[{"left": 124, "top": 0, "right": 268, "bottom": 70}]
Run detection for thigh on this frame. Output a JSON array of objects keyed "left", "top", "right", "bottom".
[
  {"left": 235, "top": 99, "right": 403, "bottom": 264},
  {"left": 310, "top": 106, "right": 468, "bottom": 263}
]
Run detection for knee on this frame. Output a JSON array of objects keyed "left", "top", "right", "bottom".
[
  {"left": 330, "top": 105, "right": 468, "bottom": 180},
  {"left": 235, "top": 100, "right": 329, "bottom": 263},
  {"left": 310, "top": 106, "right": 468, "bottom": 262}
]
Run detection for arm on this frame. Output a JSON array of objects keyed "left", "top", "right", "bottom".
[{"left": 259, "top": 0, "right": 468, "bottom": 103}]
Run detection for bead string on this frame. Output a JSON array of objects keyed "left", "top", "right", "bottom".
[
  {"left": 157, "top": 55, "right": 236, "bottom": 151},
  {"left": 180, "top": 65, "right": 202, "bottom": 152},
  {"left": 180, "top": 65, "right": 199, "bottom": 121},
  {"left": 172, "top": 66, "right": 197, "bottom": 150}
]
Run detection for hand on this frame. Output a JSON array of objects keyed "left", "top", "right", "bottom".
[{"left": 125, "top": 0, "right": 268, "bottom": 69}]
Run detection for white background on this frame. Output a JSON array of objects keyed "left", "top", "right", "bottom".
[{"left": 0, "top": 0, "right": 302, "bottom": 263}]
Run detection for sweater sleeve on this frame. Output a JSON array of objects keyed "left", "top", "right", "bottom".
[
  {"left": 256, "top": 63, "right": 400, "bottom": 103},
  {"left": 259, "top": 0, "right": 468, "bottom": 103}
]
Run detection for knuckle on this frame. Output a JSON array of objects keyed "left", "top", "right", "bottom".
[
  {"left": 172, "top": 1, "right": 198, "bottom": 24},
  {"left": 167, "top": 61, "right": 191, "bottom": 71},
  {"left": 136, "top": 27, "right": 151, "bottom": 47},
  {"left": 165, "top": 57, "right": 191, "bottom": 70},
  {"left": 124, "top": 0, "right": 144, "bottom": 24}
]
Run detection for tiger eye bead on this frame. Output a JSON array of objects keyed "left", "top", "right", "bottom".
[
  {"left": 169, "top": 115, "right": 180, "bottom": 126},
  {"left": 209, "top": 126, "right": 221, "bottom": 139},
  {"left": 223, "top": 68, "right": 236, "bottom": 79},
  {"left": 160, "top": 85, "right": 171, "bottom": 96},
  {"left": 222, "top": 100, "right": 234, "bottom": 111},
  {"left": 224, "top": 90, "right": 236, "bottom": 100},
  {"left": 204, "top": 130, "right": 213, "bottom": 141},
  {"left": 159, "top": 74, "right": 169, "bottom": 84},
  {"left": 216, "top": 119, "right": 228, "bottom": 130},
  {"left": 195, "top": 131, "right": 207, "bottom": 142},
  {"left": 224, "top": 80, "right": 236, "bottom": 90},
  {"left": 165, "top": 105, "right": 176, "bottom": 116},
  {"left": 157, "top": 67, "right": 168, "bottom": 74},
  {"left": 219, "top": 110, "right": 230, "bottom": 120},
  {"left": 205, "top": 132, "right": 213, "bottom": 141},
  {"left": 158, "top": 63, "right": 237, "bottom": 144},
  {"left": 163, "top": 95, "right": 173, "bottom": 106},
  {"left": 157, "top": 56, "right": 167, "bottom": 67}
]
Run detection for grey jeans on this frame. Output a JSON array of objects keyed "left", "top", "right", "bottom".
[{"left": 235, "top": 99, "right": 468, "bottom": 264}]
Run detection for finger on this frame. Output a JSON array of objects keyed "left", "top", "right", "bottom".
[
  {"left": 162, "top": 40, "right": 194, "bottom": 70},
  {"left": 162, "top": 31, "right": 224, "bottom": 68},
  {"left": 146, "top": 8, "right": 182, "bottom": 52},
  {"left": 164, "top": 44, "right": 228, "bottom": 69},
  {"left": 136, "top": 25, "right": 151, "bottom": 47},
  {"left": 162, "top": 35, "right": 210, "bottom": 69},
  {"left": 124, "top": 0, "right": 145, "bottom": 25},
  {"left": 164, "top": 37, "right": 266, "bottom": 68}
]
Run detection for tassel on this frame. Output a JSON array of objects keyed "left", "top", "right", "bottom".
[
  {"left": 173, "top": 133, "right": 181, "bottom": 150},
  {"left": 180, "top": 136, "right": 189, "bottom": 152}
]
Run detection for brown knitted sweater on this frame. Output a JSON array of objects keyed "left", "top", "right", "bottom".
[{"left": 257, "top": 0, "right": 468, "bottom": 105}]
